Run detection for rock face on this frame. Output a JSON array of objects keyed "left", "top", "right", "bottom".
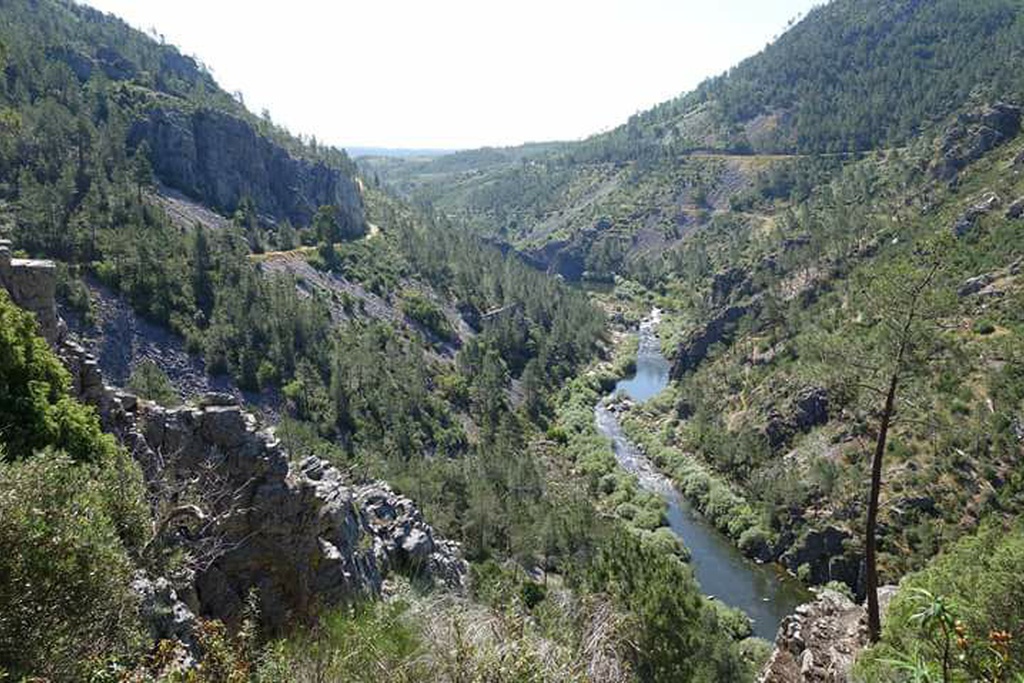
[
  {"left": 49, "top": 332, "right": 466, "bottom": 636},
  {"left": 522, "top": 238, "right": 588, "bottom": 281},
  {"left": 64, "top": 363, "right": 467, "bottom": 632},
  {"left": 759, "top": 587, "right": 898, "bottom": 683},
  {"left": 711, "top": 267, "right": 753, "bottom": 305},
  {"left": 932, "top": 103, "right": 1022, "bottom": 182},
  {"left": 952, "top": 191, "right": 1001, "bottom": 238},
  {"left": 780, "top": 526, "right": 860, "bottom": 590},
  {"left": 130, "top": 107, "right": 365, "bottom": 233},
  {"left": 765, "top": 387, "right": 831, "bottom": 451},
  {"left": 0, "top": 240, "right": 59, "bottom": 343},
  {"left": 671, "top": 300, "right": 759, "bottom": 378}
]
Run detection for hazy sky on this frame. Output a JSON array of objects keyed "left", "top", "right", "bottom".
[{"left": 82, "top": 0, "right": 821, "bottom": 150}]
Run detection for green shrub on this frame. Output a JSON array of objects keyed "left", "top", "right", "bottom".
[
  {"left": 738, "top": 526, "right": 770, "bottom": 558},
  {"left": 401, "top": 290, "right": 454, "bottom": 342},
  {"left": 520, "top": 581, "right": 547, "bottom": 610},
  {"left": 0, "top": 289, "right": 115, "bottom": 463},
  {"left": 127, "top": 359, "right": 180, "bottom": 407},
  {"left": 0, "top": 450, "right": 146, "bottom": 680},
  {"left": 644, "top": 526, "right": 690, "bottom": 560},
  {"left": 972, "top": 318, "right": 996, "bottom": 335},
  {"left": 856, "top": 520, "right": 1024, "bottom": 681},
  {"left": 616, "top": 502, "right": 640, "bottom": 520},
  {"left": 258, "top": 601, "right": 425, "bottom": 682}
]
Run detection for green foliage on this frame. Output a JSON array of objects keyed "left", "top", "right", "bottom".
[
  {"left": 0, "top": 450, "right": 147, "bottom": 681},
  {"left": 258, "top": 602, "right": 425, "bottom": 682},
  {"left": 0, "top": 277, "right": 151, "bottom": 681},
  {"left": 127, "top": 359, "right": 180, "bottom": 406},
  {"left": 973, "top": 318, "right": 997, "bottom": 335},
  {"left": 696, "top": 0, "right": 1024, "bottom": 153},
  {"left": 578, "top": 530, "right": 753, "bottom": 682},
  {"left": 0, "top": 289, "right": 115, "bottom": 462},
  {"left": 856, "top": 521, "right": 1024, "bottom": 682},
  {"left": 400, "top": 289, "right": 454, "bottom": 342}
]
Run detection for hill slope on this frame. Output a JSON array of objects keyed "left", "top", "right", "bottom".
[
  {"left": 0, "top": 1, "right": 766, "bottom": 680},
  {"left": 366, "top": 1, "right": 1024, "bottom": 677}
]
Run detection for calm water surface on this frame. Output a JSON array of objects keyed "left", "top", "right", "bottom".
[{"left": 595, "top": 309, "right": 810, "bottom": 640}]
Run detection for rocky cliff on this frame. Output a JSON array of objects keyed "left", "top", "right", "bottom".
[
  {"left": 758, "top": 587, "right": 898, "bottom": 683},
  {"left": 59, "top": 341, "right": 465, "bottom": 635},
  {"left": 130, "top": 106, "right": 366, "bottom": 233},
  {"left": 1, "top": 253, "right": 464, "bottom": 643}
]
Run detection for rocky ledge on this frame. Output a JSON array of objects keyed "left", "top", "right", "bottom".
[
  {"left": 759, "top": 586, "right": 898, "bottom": 683},
  {"left": 59, "top": 338, "right": 467, "bottom": 637}
]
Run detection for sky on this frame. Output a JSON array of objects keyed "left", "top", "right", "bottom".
[{"left": 81, "top": 0, "right": 821, "bottom": 151}]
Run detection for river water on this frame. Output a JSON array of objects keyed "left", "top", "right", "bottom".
[{"left": 595, "top": 310, "right": 809, "bottom": 640}]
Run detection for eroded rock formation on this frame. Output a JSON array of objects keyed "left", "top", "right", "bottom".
[
  {"left": 758, "top": 586, "right": 898, "bottom": 683},
  {"left": 2, "top": 253, "right": 464, "bottom": 639},
  {"left": 932, "top": 102, "right": 1022, "bottom": 182},
  {"left": 61, "top": 341, "right": 466, "bottom": 633}
]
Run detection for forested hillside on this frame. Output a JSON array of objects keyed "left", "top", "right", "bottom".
[
  {"left": 364, "top": 0, "right": 1024, "bottom": 679},
  {"left": 3, "top": 0, "right": 1024, "bottom": 680},
  {"left": 0, "top": 1, "right": 765, "bottom": 681},
  {"left": 364, "top": 0, "right": 1024, "bottom": 284}
]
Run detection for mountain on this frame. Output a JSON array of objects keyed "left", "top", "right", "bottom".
[
  {"left": 363, "top": 0, "right": 1024, "bottom": 679},
  {"left": 345, "top": 146, "right": 458, "bottom": 159},
  {"left": 0, "top": 1, "right": 757, "bottom": 681},
  {"left": 363, "top": 0, "right": 1024, "bottom": 281},
  {"left": 2, "top": 0, "right": 1024, "bottom": 680}
]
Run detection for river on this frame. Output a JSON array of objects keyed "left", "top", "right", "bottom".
[{"left": 594, "top": 309, "right": 809, "bottom": 640}]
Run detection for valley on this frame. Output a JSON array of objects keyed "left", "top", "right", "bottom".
[{"left": 0, "top": 0, "right": 1022, "bottom": 681}]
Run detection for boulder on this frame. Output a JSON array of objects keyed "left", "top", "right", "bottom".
[
  {"left": 793, "top": 387, "right": 829, "bottom": 432},
  {"left": 952, "top": 192, "right": 1001, "bottom": 238},
  {"left": 959, "top": 273, "right": 996, "bottom": 297},
  {"left": 933, "top": 103, "right": 1022, "bottom": 182},
  {"left": 1006, "top": 197, "right": 1024, "bottom": 220}
]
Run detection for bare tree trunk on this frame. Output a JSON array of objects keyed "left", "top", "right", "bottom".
[{"left": 866, "top": 368, "right": 899, "bottom": 642}]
